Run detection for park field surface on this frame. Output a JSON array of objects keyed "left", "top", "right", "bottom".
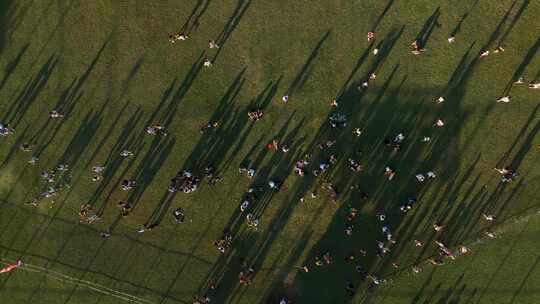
[{"left": 0, "top": 0, "right": 539, "bottom": 303}]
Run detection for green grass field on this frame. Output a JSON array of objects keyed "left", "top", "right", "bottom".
[{"left": 0, "top": 0, "right": 539, "bottom": 303}]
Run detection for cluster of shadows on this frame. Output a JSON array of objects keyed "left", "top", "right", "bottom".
[
  {"left": 0, "top": 2, "right": 538, "bottom": 304},
  {"left": 0, "top": 1, "right": 258, "bottom": 302},
  {"left": 460, "top": 0, "right": 539, "bottom": 151},
  {"left": 181, "top": 0, "right": 213, "bottom": 35},
  {"left": 0, "top": 43, "right": 206, "bottom": 304},
  {"left": 185, "top": 26, "right": 439, "bottom": 303},
  {"left": 415, "top": 7, "right": 440, "bottom": 48},
  {"left": 192, "top": 8, "right": 540, "bottom": 303}
]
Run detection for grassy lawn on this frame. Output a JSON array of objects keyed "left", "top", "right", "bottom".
[
  {"left": 0, "top": 0, "right": 539, "bottom": 303},
  {"left": 369, "top": 212, "right": 540, "bottom": 304}
]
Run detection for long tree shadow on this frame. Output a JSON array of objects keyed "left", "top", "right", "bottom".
[
  {"left": 30, "top": 79, "right": 86, "bottom": 158},
  {"left": 55, "top": 106, "right": 107, "bottom": 169},
  {"left": 222, "top": 76, "right": 282, "bottom": 171},
  {"left": 509, "top": 256, "right": 540, "bottom": 304},
  {"left": 0, "top": 43, "right": 29, "bottom": 91},
  {"left": 123, "top": 56, "right": 145, "bottom": 91},
  {"left": 125, "top": 135, "right": 176, "bottom": 213},
  {"left": 508, "top": 120, "right": 540, "bottom": 177},
  {"left": 180, "top": 68, "right": 247, "bottom": 173},
  {"left": 181, "top": 0, "right": 213, "bottom": 34},
  {"left": 503, "top": 36, "right": 540, "bottom": 94},
  {"left": 497, "top": 0, "right": 532, "bottom": 48},
  {"left": 496, "top": 103, "right": 540, "bottom": 168},
  {"left": 163, "top": 52, "right": 205, "bottom": 128},
  {"left": 26, "top": 39, "right": 112, "bottom": 159},
  {"left": 1, "top": 54, "right": 58, "bottom": 128},
  {"left": 370, "top": 0, "right": 396, "bottom": 32},
  {"left": 434, "top": 274, "right": 466, "bottom": 304},
  {"left": 286, "top": 31, "right": 330, "bottom": 97},
  {"left": 212, "top": 0, "right": 253, "bottom": 63},
  {"left": 415, "top": 8, "right": 440, "bottom": 48},
  {"left": 338, "top": 26, "right": 404, "bottom": 100},
  {"left": 480, "top": 0, "right": 519, "bottom": 53},
  {"left": 0, "top": 0, "right": 14, "bottom": 52},
  {"left": 449, "top": 0, "right": 480, "bottom": 38}
]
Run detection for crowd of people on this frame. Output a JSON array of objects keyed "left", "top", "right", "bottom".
[
  {"left": 1, "top": 5, "right": 538, "bottom": 304},
  {"left": 171, "top": 13, "right": 534, "bottom": 302}
]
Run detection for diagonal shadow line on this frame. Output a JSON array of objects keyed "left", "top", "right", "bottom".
[
  {"left": 450, "top": 0, "right": 480, "bottom": 37},
  {"left": 416, "top": 7, "right": 440, "bottom": 47},
  {"left": 496, "top": 103, "right": 540, "bottom": 167},
  {"left": 181, "top": 0, "right": 213, "bottom": 34},
  {"left": 337, "top": 43, "right": 374, "bottom": 99},
  {"left": 509, "top": 256, "right": 540, "bottom": 303},
  {"left": 286, "top": 31, "right": 331, "bottom": 97},
  {"left": 481, "top": 0, "right": 519, "bottom": 52},
  {"left": 508, "top": 120, "right": 540, "bottom": 171},
  {"left": 503, "top": 36, "right": 540, "bottom": 95},
  {"left": 497, "top": 0, "right": 531, "bottom": 47},
  {"left": 0, "top": 43, "right": 29, "bottom": 91},
  {"left": 211, "top": 0, "right": 253, "bottom": 63},
  {"left": 371, "top": 0, "right": 396, "bottom": 32}
]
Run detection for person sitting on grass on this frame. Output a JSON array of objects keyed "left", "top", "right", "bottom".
[
  {"left": 248, "top": 108, "right": 264, "bottom": 121},
  {"left": 117, "top": 201, "right": 132, "bottom": 217},
  {"left": 50, "top": 110, "right": 64, "bottom": 118},
  {"left": 121, "top": 179, "right": 136, "bottom": 191},
  {"left": 146, "top": 123, "right": 168, "bottom": 136},
  {"left": 411, "top": 39, "right": 426, "bottom": 55},
  {"left": 384, "top": 166, "right": 396, "bottom": 180},
  {"left": 173, "top": 207, "right": 185, "bottom": 223}
]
